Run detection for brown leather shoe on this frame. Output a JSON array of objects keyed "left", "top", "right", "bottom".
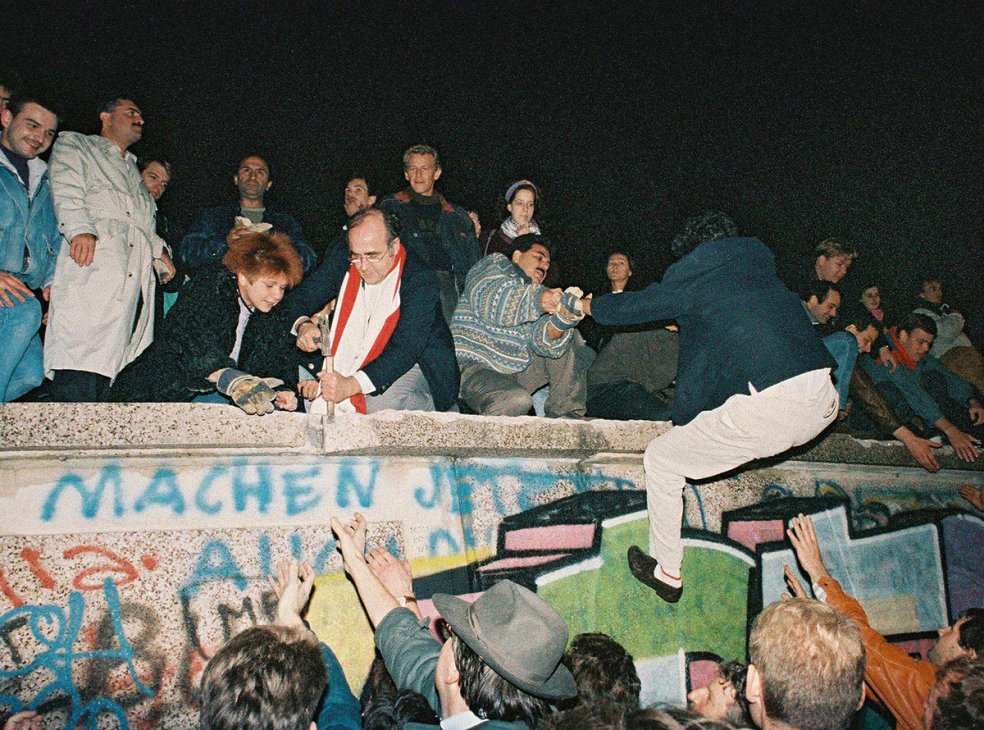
[{"left": 627, "top": 545, "right": 682, "bottom": 603}]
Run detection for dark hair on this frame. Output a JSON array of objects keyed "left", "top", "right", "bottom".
[
  {"left": 0, "top": 68, "right": 22, "bottom": 96},
  {"left": 361, "top": 688, "right": 440, "bottom": 730},
  {"left": 199, "top": 625, "right": 326, "bottom": 730},
  {"left": 899, "top": 312, "right": 938, "bottom": 338},
  {"left": 958, "top": 608, "right": 984, "bottom": 656},
  {"left": 718, "top": 661, "right": 753, "bottom": 728},
  {"left": 348, "top": 207, "right": 401, "bottom": 242},
  {"left": 223, "top": 230, "right": 304, "bottom": 287},
  {"left": 98, "top": 95, "right": 136, "bottom": 116},
  {"left": 6, "top": 94, "right": 61, "bottom": 124},
  {"left": 929, "top": 657, "right": 984, "bottom": 730},
  {"left": 608, "top": 250, "right": 636, "bottom": 272},
  {"left": 452, "top": 636, "right": 552, "bottom": 725},
  {"left": 139, "top": 155, "right": 173, "bottom": 179},
  {"left": 670, "top": 211, "right": 738, "bottom": 258},
  {"left": 348, "top": 172, "right": 375, "bottom": 194},
  {"left": 625, "top": 704, "right": 736, "bottom": 729},
  {"left": 838, "top": 306, "right": 878, "bottom": 333},
  {"left": 359, "top": 651, "right": 399, "bottom": 714},
  {"left": 236, "top": 153, "right": 271, "bottom": 175},
  {"left": 803, "top": 279, "right": 839, "bottom": 304},
  {"left": 814, "top": 237, "right": 858, "bottom": 260},
  {"left": 545, "top": 701, "right": 626, "bottom": 730},
  {"left": 562, "top": 632, "right": 641, "bottom": 711},
  {"left": 508, "top": 233, "right": 552, "bottom": 257}
]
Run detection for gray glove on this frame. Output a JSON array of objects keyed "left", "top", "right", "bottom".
[
  {"left": 215, "top": 368, "right": 284, "bottom": 415},
  {"left": 550, "top": 288, "right": 586, "bottom": 331}
]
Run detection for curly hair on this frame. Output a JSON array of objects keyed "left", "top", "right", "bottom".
[
  {"left": 562, "top": 632, "right": 641, "bottom": 711},
  {"left": 222, "top": 230, "right": 303, "bottom": 287}
]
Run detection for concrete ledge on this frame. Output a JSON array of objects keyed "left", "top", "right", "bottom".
[{"left": 1, "top": 403, "right": 981, "bottom": 471}]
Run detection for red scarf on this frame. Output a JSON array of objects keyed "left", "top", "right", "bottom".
[
  {"left": 330, "top": 246, "right": 405, "bottom": 413},
  {"left": 887, "top": 327, "right": 918, "bottom": 371}
]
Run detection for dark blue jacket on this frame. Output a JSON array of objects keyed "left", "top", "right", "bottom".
[
  {"left": 591, "top": 237, "right": 835, "bottom": 425},
  {"left": 284, "top": 243, "right": 460, "bottom": 411},
  {"left": 179, "top": 202, "right": 318, "bottom": 273},
  {"left": 377, "top": 189, "right": 479, "bottom": 294}
]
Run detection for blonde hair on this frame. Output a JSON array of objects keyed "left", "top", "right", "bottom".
[{"left": 749, "top": 598, "right": 865, "bottom": 730}]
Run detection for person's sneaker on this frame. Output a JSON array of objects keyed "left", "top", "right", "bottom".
[{"left": 627, "top": 545, "right": 682, "bottom": 603}]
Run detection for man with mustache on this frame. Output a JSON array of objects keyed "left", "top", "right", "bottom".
[
  {"left": 451, "top": 233, "right": 590, "bottom": 417},
  {"left": 45, "top": 95, "right": 174, "bottom": 402}
]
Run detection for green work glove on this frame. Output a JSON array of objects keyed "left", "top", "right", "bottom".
[{"left": 215, "top": 368, "right": 284, "bottom": 416}]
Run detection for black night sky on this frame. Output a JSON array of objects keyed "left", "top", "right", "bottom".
[{"left": 6, "top": 1, "right": 982, "bottom": 328}]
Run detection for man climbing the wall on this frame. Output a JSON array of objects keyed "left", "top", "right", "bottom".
[{"left": 580, "top": 211, "right": 838, "bottom": 603}]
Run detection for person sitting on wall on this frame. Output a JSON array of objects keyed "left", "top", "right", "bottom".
[
  {"left": 822, "top": 307, "right": 881, "bottom": 420},
  {"left": 745, "top": 597, "right": 866, "bottom": 730},
  {"left": 110, "top": 228, "right": 302, "bottom": 415},
  {"left": 785, "top": 513, "right": 983, "bottom": 730},
  {"left": 199, "top": 558, "right": 361, "bottom": 730},
  {"left": 480, "top": 179, "right": 561, "bottom": 289},
  {"left": 912, "top": 276, "right": 984, "bottom": 395},
  {"left": 452, "top": 233, "right": 591, "bottom": 418},
  {"left": 561, "top": 632, "right": 641, "bottom": 712},
  {"left": 287, "top": 208, "right": 459, "bottom": 414},
  {"left": 688, "top": 660, "right": 754, "bottom": 728},
  {"left": 330, "top": 513, "right": 578, "bottom": 729},
  {"left": 180, "top": 154, "right": 318, "bottom": 275},
  {"left": 853, "top": 312, "right": 982, "bottom": 462},
  {"left": 801, "top": 279, "right": 841, "bottom": 336},
  {"left": 785, "top": 236, "right": 858, "bottom": 301}
]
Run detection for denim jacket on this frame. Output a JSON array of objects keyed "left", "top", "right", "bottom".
[{"left": 0, "top": 155, "right": 59, "bottom": 290}]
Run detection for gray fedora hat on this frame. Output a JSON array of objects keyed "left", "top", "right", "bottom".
[{"left": 431, "top": 580, "right": 577, "bottom": 701}]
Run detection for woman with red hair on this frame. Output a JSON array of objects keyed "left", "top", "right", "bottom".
[{"left": 110, "top": 228, "right": 304, "bottom": 414}]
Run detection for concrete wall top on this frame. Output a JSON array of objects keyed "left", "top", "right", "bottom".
[{"left": 1, "top": 403, "right": 981, "bottom": 471}]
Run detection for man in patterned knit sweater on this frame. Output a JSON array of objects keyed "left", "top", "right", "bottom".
[{"left": 451, "top": 233, "right": 590, "bottom": 417}]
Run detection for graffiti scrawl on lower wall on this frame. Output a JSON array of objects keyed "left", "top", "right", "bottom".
[{"left": 1, "top": 453, "right": 981, "bottom": 727}]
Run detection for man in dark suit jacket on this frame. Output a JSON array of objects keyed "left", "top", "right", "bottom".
[
  {"left": 285, "top": 208, "right": 458, "bottom": 413},
  {"left": 582, "top": 212, "right": 838, "bottom": 603}
]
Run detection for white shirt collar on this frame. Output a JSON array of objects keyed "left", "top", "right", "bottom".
[{"left": 440, "top": 710, "right": 485, "bottom": 730}]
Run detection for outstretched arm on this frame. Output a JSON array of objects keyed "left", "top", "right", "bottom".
[{"left": 330, "top": 513, "right": 399, "bottom": 628}]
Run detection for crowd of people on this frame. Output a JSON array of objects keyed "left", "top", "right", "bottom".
[{"left": 3, "top": 79, "right": 984, "bottom": 730}]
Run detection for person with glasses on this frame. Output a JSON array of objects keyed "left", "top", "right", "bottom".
[{"left": 286, "top": 208, "right": 459, "bottom": 414}]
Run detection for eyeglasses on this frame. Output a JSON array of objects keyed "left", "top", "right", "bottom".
[{"left": 348, "top": 249, "right": 390, "bottom": 265}]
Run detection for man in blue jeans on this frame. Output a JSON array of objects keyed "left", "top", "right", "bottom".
[{"left": 0, "top": 94, "right": 60, "bottom": 401}]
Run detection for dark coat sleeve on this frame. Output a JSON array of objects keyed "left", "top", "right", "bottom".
[
  {"left": 361, "top": 259, "right": 444, "bottom": 394},
  {"left": 267, "top": 207, "right": 318, "bottom": 272},
  {"left": 283, "top": 245, "right": 349, "bottom": 324},
  {"left": 179, "top": 205, "right": 237, "bottom": 272}
]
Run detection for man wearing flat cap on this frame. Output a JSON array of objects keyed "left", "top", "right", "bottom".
[{"left": 332, "top": 513, "right": 577, "bottom": 728}]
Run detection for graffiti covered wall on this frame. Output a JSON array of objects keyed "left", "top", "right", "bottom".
[{"left": 1, "top": 407, "right": 982, "bottom": 727}]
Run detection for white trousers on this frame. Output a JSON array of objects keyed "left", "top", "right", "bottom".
[{"left": 644, "top": 368, "right": 838, "bottom": 575}]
